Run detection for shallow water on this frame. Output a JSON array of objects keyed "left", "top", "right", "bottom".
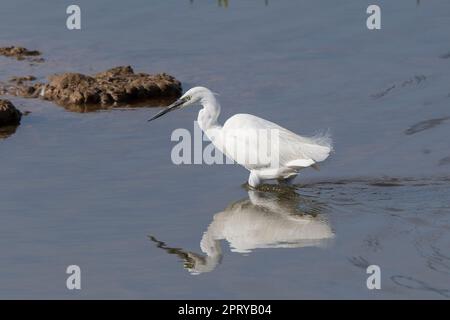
[{"left": 0, "top": 0, "right": 450, "bottom": 299}]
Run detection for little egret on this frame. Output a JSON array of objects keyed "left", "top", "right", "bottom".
[
  {"left": 149, "top": 87, "right": 333, "bottom": 187},
  {"left": 150, "top": 190, "right": 334, "bottom": 274}
]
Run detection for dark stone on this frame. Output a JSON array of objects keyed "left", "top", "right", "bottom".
[{"left": 0, "top": 99, "right": 22, "bottom": 126}]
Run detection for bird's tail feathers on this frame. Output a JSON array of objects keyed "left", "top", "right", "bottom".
[
  {"left": 286, "top": 158, "right": 316, "bottom": 168},
  {"left": 310, "top": 129, "right": 333, "bottom": 152},
  {"left": 304, "top": 129, "right": 333, "bottom": 162}
]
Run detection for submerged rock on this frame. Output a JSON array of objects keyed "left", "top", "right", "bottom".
[
  {"left": 0, "top": 46, "right": 43, "bottom": 62},
  {"left": 0, "top": 125, "right": 18, "bottom": 140},
  {"left": 9, "top": 75, "right": 36, "bottom": 85},
  {"left": 1, "top": 66, "right": 182, "bottom": 110},
  {"left": 0, "top": 99, "right": 22, "bottom": 127}
]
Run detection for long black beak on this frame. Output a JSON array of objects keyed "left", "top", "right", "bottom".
[{"left": 148, "top": 98, "right": 186, "bottom": 122}]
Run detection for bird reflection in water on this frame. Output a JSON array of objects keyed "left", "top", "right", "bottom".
[{"left": 150, "top": 189, "right": 334, "bottom": 274}]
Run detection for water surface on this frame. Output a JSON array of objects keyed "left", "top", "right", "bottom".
[{"left": 0, "top": 0, "right": 449, "bottom": 299}]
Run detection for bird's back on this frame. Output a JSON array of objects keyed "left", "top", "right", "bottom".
[{"left": 221, "top": 113, "right": 332, "bottom": 170}]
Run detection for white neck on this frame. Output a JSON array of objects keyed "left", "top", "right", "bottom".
[{"left": 197, "top": 94, "right": 222, "bottom": 134}]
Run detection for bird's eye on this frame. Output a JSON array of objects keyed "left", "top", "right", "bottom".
[{"left": 185, "top": 96, "right": 191, "bottom": 101}]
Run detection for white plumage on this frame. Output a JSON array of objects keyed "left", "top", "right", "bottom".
[
  {"left": 149, "top": 86, "right": 333, "bottom": 187},
  {"left": 220, "top": 113, "right": 332, "bottom": 168},
  {"left": 151, "top": 190, "right": 334, "bottom": 274}
]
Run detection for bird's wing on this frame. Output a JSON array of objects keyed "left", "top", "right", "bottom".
[{"left": 222, "top": 114, "right": 332, "bottom": 170}]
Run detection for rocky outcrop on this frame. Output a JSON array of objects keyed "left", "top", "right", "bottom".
[{"left": 0, "top": 66, "right": 182, "bottom": 110}]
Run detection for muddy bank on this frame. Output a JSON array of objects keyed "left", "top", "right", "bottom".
[
  {"left": 0, "top": 46, "right": 43, "bottom": 62},
  {"left": 1, "top": 66, "right": 182, "bottom": 111}
]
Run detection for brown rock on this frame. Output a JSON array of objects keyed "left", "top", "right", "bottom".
[
  {"left": 0, "top": 46, "right": 42, "bottom": 61},
  {"left": 0, "top": 66, "right": 182, "bottom": 112},
  {"left": 38, "top": 66, "right": 182, "bottom": 108},
  {"left": 41, "top": 73, "right": 98, "bottom": 105},
  {"left": 0, "top": 99, "right": 22, "bottom": 126}
]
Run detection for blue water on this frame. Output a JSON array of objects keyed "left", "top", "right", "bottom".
[{"left": 0, "top": 0, "right": 449, "bottom": 299}]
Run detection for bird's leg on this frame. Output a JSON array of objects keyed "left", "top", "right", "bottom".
[{"left": 248, "top": 171, "right": 261, "bottom": 188}]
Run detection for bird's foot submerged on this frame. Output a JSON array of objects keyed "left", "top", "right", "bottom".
[
  {"left": 247, "top": 170, "right": 299, "bottom": 191},
  {"left": 243, "top": 181, "right": 297, "bottom": 193}
]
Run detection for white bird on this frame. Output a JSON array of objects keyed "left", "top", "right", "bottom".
[
  {"left": 149, "top": 87, "right": 333, "bottom": 187},
  {"left": 151, "top": 190, "right": 334, "bottom": 274}
]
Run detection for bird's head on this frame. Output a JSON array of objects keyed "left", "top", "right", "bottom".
[{"left": 148, "top": 86, "right": 214, "bottom": 122}]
